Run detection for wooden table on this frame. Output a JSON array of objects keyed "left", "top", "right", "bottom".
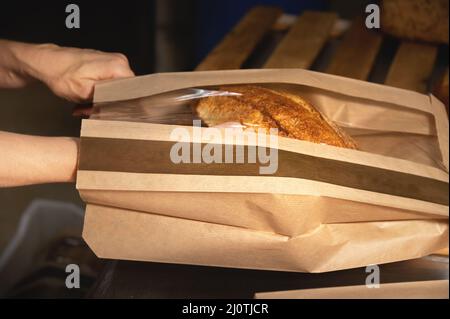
[
  {"left": 89, "top": 6, "right": 449, "bottom": 298},
  {"left": 90, "top": 257, "right": 448, "bottom": 298}
]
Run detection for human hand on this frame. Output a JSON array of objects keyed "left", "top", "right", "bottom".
[
  {"left": 28, "top": 44, "right": 135, "bottom": 102},
  {"left": 3, "top": 42, "right": 131, "bottom": 103},
  {"left": 0, "top": 131, "right": 79, "bottom": 187}
]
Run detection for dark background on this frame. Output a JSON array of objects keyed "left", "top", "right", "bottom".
[
  {"left": 0, "top": 0, "right": 355, "bottom": 72},
  {"left": 0, "top": 0, "right": 374, "bottom": 72},
  {"left": 0, "top": 1, "right": 156, "bottom": 74}
]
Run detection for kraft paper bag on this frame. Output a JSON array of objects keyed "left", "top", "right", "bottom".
[
  {"left": 254, "top": 280, "right": 449, "bottom": 299},
  {"left": 77, "top": 69, "right": 449, "bottom": 273}
]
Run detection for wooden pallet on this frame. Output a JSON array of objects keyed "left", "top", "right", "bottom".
[
  {"left": 196, "top": 6, "right": 448, "bottom": 95},
  {"left": 195, "top": 6, "right": 449, "bottom": 257}
]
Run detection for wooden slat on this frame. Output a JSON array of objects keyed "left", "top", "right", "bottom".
[
  {"left": 271, "top": 14, "right": 296, "bottom": 31},
  {"left": 325, "top": 18, "right": 383, "bottom": 80},
  {"left": 385, "top": 41, "right": 438, "bottom": 93},
  {"left": 264, "top": 11, "right": 337, "bottom": 69},
  {"left": 195, "top": 6, "right": 282, "bottom": 71}
]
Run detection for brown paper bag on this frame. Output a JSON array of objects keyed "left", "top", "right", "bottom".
[
  {"left": 77, "top": 69, "right": 449, "bottom": 272},
  {"left": 254, "top": 280, "right": 449, "bottom": 299}
]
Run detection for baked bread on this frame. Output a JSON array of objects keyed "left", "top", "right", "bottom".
[
  {"left": 194, "top": 85, "right": 358, "bottom": 149},
  {"left": 381, "top": 0, "right": 449, "bottom": 44}
]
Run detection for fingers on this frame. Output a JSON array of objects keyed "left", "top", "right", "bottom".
[
  {"left": 72, "top": 103, "right": 93, "bottom": 117},
  {"left": 41, "top": 46, "right": 136, "bottom": 102},
  {"left": 109, "top": 59, "right": 135, "bottom": 78},
  {"left": 105, "top": 52, "right": 135, "bottom": 78},
  {"left": 72, "top": 52, "right": 134, "bottom": 103}
]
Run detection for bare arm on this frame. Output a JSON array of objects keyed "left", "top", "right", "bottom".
[
  {"left": 0, "top": 132, "right": 79, "bottom": 187},
  {"left": 0, "top": 40, "right": 134, "bottom": 187},
  {"left": 0, "top": 40, "right": 34, "bottom": 88}
]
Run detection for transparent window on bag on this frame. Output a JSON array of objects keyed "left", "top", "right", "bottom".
[{"left": 90, "top": 83, "right": 445, "bottom": 169}]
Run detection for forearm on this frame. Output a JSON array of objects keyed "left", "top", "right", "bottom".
[
  {"left": 0, "top": 39, "right": 58, "bottom": 89},
  {"left": 0, "top": 40, "right": 31, "bottom": 88},
  {"left": 0, "top": 131, "right": 79, "bottom": 187}
]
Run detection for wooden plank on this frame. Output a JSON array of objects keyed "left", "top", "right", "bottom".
[
  {"left": 264, "top": 11, "right": 337, "bottom": 69},
  {"left": 91, "top": 257, "right": 449, "bottom": 298},
  {"left": 325, "top": 18, "right": 383, "bottom": 80},
  {"left": 271, "top": 14, "right": 296, "bottom": 31},
  {"left": 195, "top": 6, "right": 282, "bottom": 71},
  {"left": 385, "top": 41, "right": 438, "bottom": 93}
]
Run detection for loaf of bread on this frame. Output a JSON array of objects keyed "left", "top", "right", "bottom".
[
  {"left": 194, "top": 85, "right": 358, "bottom": 149},
  {"left": 381, "top": 0, "right": 449, "bottom": 44}
]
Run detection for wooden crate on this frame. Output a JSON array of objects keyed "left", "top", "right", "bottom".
[{"left": 196, "top": 6, "right": 449, "bottom": 96}]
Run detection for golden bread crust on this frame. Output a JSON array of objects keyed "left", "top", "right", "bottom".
[{"left": 194, "top": 85, "right": 358, "bottom": 149}]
